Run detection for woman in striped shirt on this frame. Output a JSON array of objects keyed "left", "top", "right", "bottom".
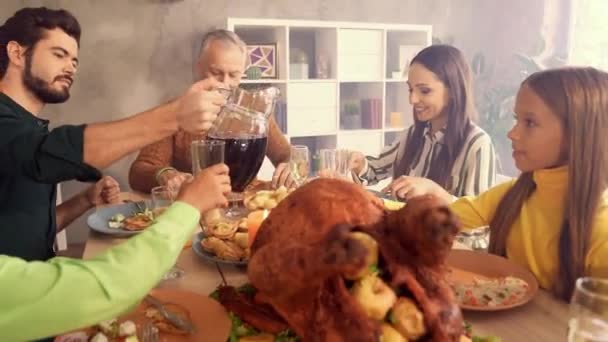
[{"left": 350, "top": 45, "right": 497, "bottom": 200}]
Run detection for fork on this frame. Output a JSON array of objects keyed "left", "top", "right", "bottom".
[
  {"left": 123, "top": 199, "right": 147, "bottom": 213},
  {"left": 142, "top": 321, "right": 159, "bottom": 342},
  {"left": 144, "top": 294, "right": 195, "bottom": 333}
]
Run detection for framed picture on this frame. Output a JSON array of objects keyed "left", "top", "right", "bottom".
[{"left": 245, "top": 43, "right": 277, "bottom": 79}]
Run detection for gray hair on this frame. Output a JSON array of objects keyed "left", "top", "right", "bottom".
[{"left": 199, "top": 29, "right": 246, "bottom": 56}]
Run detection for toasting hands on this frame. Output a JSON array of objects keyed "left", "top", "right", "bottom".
[{"left": 176, "top": 163, "right": 231, "bottom": 212}]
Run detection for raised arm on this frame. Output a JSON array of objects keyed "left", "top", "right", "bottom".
[{"left": 0, "top": 78, "right": 224, "bottom": 184}]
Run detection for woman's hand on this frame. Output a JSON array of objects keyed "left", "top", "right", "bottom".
[{"left": 382, "top": 176, "right": 453, "bottom": 202}]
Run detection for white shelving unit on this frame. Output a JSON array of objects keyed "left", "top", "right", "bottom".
[{"left": 227, "top": 18, "right": 431, "bottom": 177}]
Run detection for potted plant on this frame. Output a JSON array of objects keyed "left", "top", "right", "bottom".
[{"left": 341, "top": 101, "right": 361, "bottom": 129}]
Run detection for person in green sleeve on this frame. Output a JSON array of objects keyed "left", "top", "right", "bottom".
[
  {"left": 0, "top": 163, "right": 231, "bottom": 342},
  {"left": 0, "top": 7, "right": 227, "bottom": 261}
]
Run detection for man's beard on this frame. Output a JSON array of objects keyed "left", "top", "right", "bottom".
[{"left": 23, "top": 53, "right": 71, "bottom": 104}]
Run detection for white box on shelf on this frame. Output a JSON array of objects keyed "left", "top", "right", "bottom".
[
  {"left": 339, "top": 29, "right": 383, "bottom": 55},
  {"left": 338, "top": 29, "right": 383, "bottom": 80},
  {"left": 338, "top": 55, "right": 383, "bottom": 80},
  {"left": 287, "top": 82, "right": 337, "bottom": 137}
]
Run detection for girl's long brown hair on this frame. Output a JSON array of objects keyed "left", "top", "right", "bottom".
[
  {"left": 489, "top": 67, "right": 608, "bottom": 300},
  {"left": 394, "top": 45, "right": 476, "bottom": 189}
]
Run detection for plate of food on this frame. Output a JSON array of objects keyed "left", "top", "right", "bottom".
[
  {"left": 446, "top": 249, "right": 539, "bottom": 311},
  {"left": 87, "top": 201, "right": 155, "bottom": 237},
  {"left": 193, "top": 231, "right": 248, "bottom": 267},
  {"left": 244, "top": 185, "right": 293, "bottom": 211},
  {"left": 56, "top": 288, "right": 231, "bottom": 342}
]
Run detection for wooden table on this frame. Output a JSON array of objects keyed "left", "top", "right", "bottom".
[{"left": 85, "top": 194, "right": 569, "bottom": 342}]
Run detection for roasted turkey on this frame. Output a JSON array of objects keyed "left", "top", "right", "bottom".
[{"left": 218, "top": 178, "right": 463, "bottom": 342}]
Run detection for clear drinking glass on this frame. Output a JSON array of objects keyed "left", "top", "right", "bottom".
[
  {"left": 289, "top": 145, "right": 310, "bottom": 187},
  {"left": 191, "top": 140, "right": 225, "bottom": 174},
  {"left": 318, "top": 148, "right": 350, "bottom": 179},
  {"left": 151, "top": 186, "right": 184, "bottom": 280},
  {"left": 568, "top": 277, "right": 608, "bottom": 342},
  {"left": 151, "top": 186, "right": 175, "bottom": 216}
]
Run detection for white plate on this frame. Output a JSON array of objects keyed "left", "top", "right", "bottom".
[{"left": 87, "top": 201, "right": 150, "bottom": 237}]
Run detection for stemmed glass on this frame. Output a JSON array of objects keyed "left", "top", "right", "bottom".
[
  {"left": 289, "top": 145, "right": 310, "bottom": 187},
  {"left": 568, "top": 277, "right": 608, "bottom": 341},
  {"left": 151, "top": 185, "right": 183, "bottom": 280}
]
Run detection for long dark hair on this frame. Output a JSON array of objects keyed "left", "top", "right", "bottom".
[
  {"left": 0, "top": 7, "right": 81, "bottom": 78},
  {"left": 489, "top": 67, "right": 608, "bottom": 300},
  {"left": 394, "top": 45, "right": 476, "bottom": 189}
]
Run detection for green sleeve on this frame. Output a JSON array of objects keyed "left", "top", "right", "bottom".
[{"left": 0, "top": 201, "right": 200, "bottom": 341}]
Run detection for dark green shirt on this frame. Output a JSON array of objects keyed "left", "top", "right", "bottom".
[{"left": 0, "top": 92, "right": 100, "bottom": 261}]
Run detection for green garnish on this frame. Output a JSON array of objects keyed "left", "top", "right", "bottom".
[
  {"left": 387, "top": 310, "right": 397, "bottom": 324},
  {"left": 228, "top": 312, "right": 260, "bottom": 341},
  {"left": 276, "top": 329, "right": 299, "bottom": 342},
  {"left": 463, "top": 321, "right": 473, "bottom": 336},
  {"left": 237, "top": 283, "right": 258, "bottom": 297},
  {"left": 369, "top": 264, "right": 379, "bottom": 274}
]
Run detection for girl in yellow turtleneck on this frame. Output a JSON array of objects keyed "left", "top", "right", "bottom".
[{"left": 446, "top": 67, "right": 608, "bottom": 301}]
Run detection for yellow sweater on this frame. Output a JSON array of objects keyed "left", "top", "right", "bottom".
[{"left": 450, "top": 166, "right": 608, "bottom": 290}]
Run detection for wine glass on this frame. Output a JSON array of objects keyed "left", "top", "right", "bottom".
[
  {"left": 568, "top": 277, "right": 608, "bottom": 341},
  {"left": 289, "top": 145, "right": 310, "bottom": 187},
  {"left": 151, "top": 185, "right": 184, "bottom": 281}
]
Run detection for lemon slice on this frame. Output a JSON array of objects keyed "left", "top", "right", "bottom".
[{"left": 383, "top": 199, "right": 405, "bottom": 211}]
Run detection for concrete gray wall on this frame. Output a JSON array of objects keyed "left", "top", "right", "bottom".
[{"left": 1, "top": 0, "right": 571, "bottom": 246}]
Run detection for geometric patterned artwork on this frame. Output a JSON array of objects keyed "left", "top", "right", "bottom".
[{"left": 246, "top": 44, "right": 277, "bottom": 78}]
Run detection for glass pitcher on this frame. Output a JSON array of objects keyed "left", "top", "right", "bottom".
[{"left": 206, "top": 86, "right": 280, "bottom": 217}]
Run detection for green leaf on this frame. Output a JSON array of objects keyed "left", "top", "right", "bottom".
[
  {"left": 235, "top": 324, "right": 258, "bottom": 337},
  {"left": 237, "top": 283, "right": 258, "bottom": 297},
  {"left": 276, "top": 329, "right": 299, "bottom": 342},
  {"left": 229, "top": 312, "right": 243, "bottom": 327},
  {"left": 387, "top": 310, "right": 397, "bottom": 324},
  {"left": 463, "top": 320, "right": 473, "bottom": 335},
  {"left": 369, "top": 264, "right": 379, "bottom": 274},
  {"left": 209, "top": 289, "right": 220, "bottom": 301}
]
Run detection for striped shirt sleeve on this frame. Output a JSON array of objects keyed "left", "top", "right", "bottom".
[{"left": 454, "top": 131, "right": 497, "bottom": 197}]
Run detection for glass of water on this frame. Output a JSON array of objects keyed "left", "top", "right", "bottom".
[
  {"left": 151, "top": 186, "right": 175, "bottom": 217},
  {"left": 191, "top": 140, "right": 225, "bottom": 174},
  {"left": 289, "top": 145, "right": 310, "bottom": 187},
  {"left": 568, "top": 277, "right": 608, "bottom": 341},
  {"left": 318, "top": 148, "right": 350, "bottom": 180}
]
